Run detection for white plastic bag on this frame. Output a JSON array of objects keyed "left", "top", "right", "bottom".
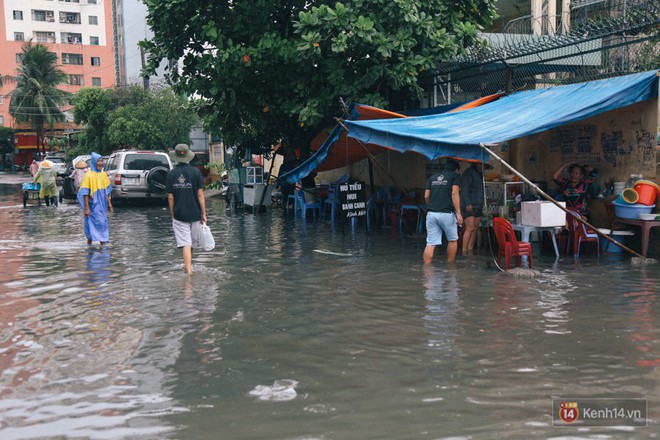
[{"left": 199, "top": 223, "right": 215, "bottom": 251}]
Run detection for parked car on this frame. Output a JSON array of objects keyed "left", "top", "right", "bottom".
[
  {"left": 104, "top": 150, "right": 173, "bottom": 205},
  {"left": 43, "top": 155, "right": 68, "bottom": 176},
  {"left": 189, "top": 151, "right": 210, "bottom": 177},
  {"left": 68, "top": 154, "right": 92, "bottom": 173}
]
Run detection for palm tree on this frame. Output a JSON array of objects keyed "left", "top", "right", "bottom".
[{"left": 9, "top": 42, "right": 69, "bottom": 158}]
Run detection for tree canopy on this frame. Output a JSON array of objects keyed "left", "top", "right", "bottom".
[
  {"left": 142, "top": 0, "right": 497, "bottom": 157},
  {"left": 9, "top": 42, "right": 69, "bottom": 158},
  {"left": 71, "top": 85, "right": 197, "bottom": 156}
]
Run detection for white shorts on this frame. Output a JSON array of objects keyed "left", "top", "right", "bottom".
[
  {"left": 426, "top": 211, "right": 458, "bottom": 245},
  {"left": 172, "top": 219, "right": 202, "bottom": 248}
]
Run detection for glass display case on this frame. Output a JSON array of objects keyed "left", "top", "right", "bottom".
[{"left": 485, "top": 181, "right": 526, "bottom": 215}]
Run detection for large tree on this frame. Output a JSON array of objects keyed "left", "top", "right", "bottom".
[
  {"left": 142, "top": 0, "right": 497, "bottom": 157},
  {"left": 9, "top": 42, "right": 69, "bottom": 158},
  {"left": 72, "top": 87, "right": 113, "bottom": 152},
  {"left": 105, "top": 88, "right": 197, "bottom": 150},
  {"left": 71, "top": 85, "right": 197, "bottom": 155}
]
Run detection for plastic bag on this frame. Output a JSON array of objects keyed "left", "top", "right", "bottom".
[{"left": 199, "top": 223, "right": 215, "bottom": 251}]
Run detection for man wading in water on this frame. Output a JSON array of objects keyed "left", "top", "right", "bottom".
[
  {"left": 166, "top": 144, "right": 207, "bottom": 274},
  {"left": 423, "top": 159, "right": 463, "bottom": 264}
]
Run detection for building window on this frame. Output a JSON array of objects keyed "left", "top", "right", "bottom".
[
  {"left": 69, "top": 74, "right": 84, "bottom": 86},
  {"left": 91, "top": 57, "right": 100, "bottom": 66},
  {"left": 62, "top": 0, "right": 80, "bottom": 3},
  {"left": 92, "top": 77, "right": 101, "bottom": 87},
  {"left": 62, "top": 53, "right": 83, "bottom": 65},
  {"left": 88, "top": 0, "right": 97, "bottom": 4},
  {"left": 13, "top": 11, "right": 23, "bottom": 20},
  {"left": 15, "top": 32, "right": 25, "bottom": 41},
  {"left": 34, "top": 31, "right": 56, "bottom": 43},
  {"left": 0, "top": 96, "right": 3, "bottom": 104},
  {"left": 59, "top": 11, "right": 81, "bottom": 24},
  {"left": 0, "top": 116, "right": 4, "bottom": 126},
  {"left": 61, "top": 32, "right": 82, "bottom": 44},
  {"left": 89, "top": 15, "right": 98, "bottom": 25},
  {"left": 32, "top": 10, "right": 54, "bottom": 22},
  {"left": 16, "top": 53, "right": 24, "bottom": 63},
  {"left": 90, "top": 36, "right": 99, "bottom": 45}
]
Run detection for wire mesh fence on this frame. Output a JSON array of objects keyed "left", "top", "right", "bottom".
[{"left": 422, "top": 0, "right": 660, "bottom": 106}]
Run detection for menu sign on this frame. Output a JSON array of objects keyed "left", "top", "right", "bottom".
[{"left": 339, "top": 181, "right": 366, "bottom": 218}]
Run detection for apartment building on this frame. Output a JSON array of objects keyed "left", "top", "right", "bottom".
[{"left": 0, "top": 0, "right": 126, "bottom": 129}]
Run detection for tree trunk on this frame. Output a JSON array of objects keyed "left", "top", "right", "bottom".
[{"left": 37, "top": 126, "right": 44, "bottom": 159}]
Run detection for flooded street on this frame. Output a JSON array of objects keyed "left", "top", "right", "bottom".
[{"left": 0, "top": 180, "right": 658, "bottom": 439}]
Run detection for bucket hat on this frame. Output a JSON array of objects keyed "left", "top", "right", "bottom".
[
  {"left": 169, "top": 144, "right": 195, "bottom": 163},
  {"left": 40, "top": 160, "right": 53, "bottom": 169}
]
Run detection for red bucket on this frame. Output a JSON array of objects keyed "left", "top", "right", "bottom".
[{"left": 634, "top": 180, "right": 659, "bottom": 206}]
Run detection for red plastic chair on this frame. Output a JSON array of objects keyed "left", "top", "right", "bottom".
[
  {"left": 492, "top": 217, "right": 533, "bottom": 269},
  {"left": 566, "top": 209, "right": 600, "bottom": 256}
]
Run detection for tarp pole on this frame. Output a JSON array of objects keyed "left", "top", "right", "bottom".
[
  {"left": 335, "top": 118, "right": 408, "bottom": 195},
  {"left": 479, "top": 143, "right": 646, "bottom": 259}
]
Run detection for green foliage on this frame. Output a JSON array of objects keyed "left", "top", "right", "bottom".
[
  {"left": 142, "top": 0, "right": 498, "bottom": 157},
  {"left": 8, "top": 42, "right": 69, "bottom": 157},
  {"left": 105, "top": 88, "right": 197, "bottom": 150},
  {"left": 0, "top": 127, "right": 14, "bottom": 165},
  {"left": 635, "top": 40, "right": 660, "bottom": 71},
  {"left": 72, "top": 86, "right": 197, "bottom": 155},
  {"left": 72, "top": 87, "right": 113, "bottom": 152}
]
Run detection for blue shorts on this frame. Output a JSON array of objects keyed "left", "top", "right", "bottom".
[{"left": 426, "top": 212, "right": 458, "bottom": 245}]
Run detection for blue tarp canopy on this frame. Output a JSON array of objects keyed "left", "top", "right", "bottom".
[
  {"left": 346, "top": 70, "right": 658, "bottom": 162},
  {"left": 282, "top": 70, "right": 658, "bottom": 183}
]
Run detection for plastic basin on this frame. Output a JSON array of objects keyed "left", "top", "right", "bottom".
[{"left": 612, "top": 201, "right": 655, "bottom": 219}]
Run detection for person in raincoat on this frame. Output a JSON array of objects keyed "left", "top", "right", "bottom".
[
  {"left": 33, "top": 159, "right": 58, "bottom": 206},
  {"left": 77, "top": 153, "right": 113, "bottom": 245}
]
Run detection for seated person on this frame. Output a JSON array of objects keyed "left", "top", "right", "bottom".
[{"left": 552, "top": 162, "right": 597, "bottom": 216}]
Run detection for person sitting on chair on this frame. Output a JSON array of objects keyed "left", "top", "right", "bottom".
[{"left": 553, "top": 162, "right": 597, "bottom": 216}]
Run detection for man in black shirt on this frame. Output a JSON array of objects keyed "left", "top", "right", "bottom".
[
  {"left": 166, "top": 144, "right": 207, "bottom": 274},
  {"left": 423, "top": 159, "right": 463, "bottom": 264}
]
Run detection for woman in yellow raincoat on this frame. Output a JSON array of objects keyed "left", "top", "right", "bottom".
[{"left": 77, "top": 153, "right": 113, "bottom": 244}]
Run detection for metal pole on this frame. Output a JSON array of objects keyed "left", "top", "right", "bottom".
[{"left": 480, "top": 143, "right": 646, "bottom": 258}]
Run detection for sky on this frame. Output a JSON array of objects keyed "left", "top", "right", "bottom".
[{"left": 122, "top": 0, "right": 165, "bottom": 84}]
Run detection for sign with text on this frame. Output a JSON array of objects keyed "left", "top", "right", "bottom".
[{"left": 339, "top": 181, "right": 366, "bottom": 219}]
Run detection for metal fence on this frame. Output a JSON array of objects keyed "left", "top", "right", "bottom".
[{"left": 422, "top": 0, "right": 660, "bottom": 106}]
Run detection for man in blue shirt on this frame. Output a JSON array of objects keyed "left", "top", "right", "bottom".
[{"left": 423, "top": 159, "right": 463, "bottom": 264}]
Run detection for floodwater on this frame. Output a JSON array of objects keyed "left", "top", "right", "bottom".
[{"left": 0, "top": 181, "right": 658, "bottom": 439}]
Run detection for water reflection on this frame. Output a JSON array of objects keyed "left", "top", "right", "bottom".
[{"left": 0, "top": 182, "right": 658, "bottom": 439}]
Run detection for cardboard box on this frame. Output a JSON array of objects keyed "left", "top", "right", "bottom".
[{"left": 520, "top": 201, "right": 566, "bottom": 226}]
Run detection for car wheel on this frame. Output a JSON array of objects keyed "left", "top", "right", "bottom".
[{"left": 147, "top": 166, "right": 169, "bottom": 194}]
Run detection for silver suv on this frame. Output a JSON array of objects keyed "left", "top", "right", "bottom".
[
  {"left": 104, "top": 150, "right": 173, "bottom": 205},
  {"left": 43, "top": 155, "right": 68, "bottom": 176}
]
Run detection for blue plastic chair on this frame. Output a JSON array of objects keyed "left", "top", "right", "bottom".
[
  {"left": 324, "top": 184, "right": 341, "bottom": 224},
  {"left": 296, "top": 189, "right": 322, "bottom": 220},
  {"left": 366, "top": 194, "right": 379, "bottom": 231},
  {"left": 285, "top": 191, "right": 298, "bottom": 214},
  {"left": 398, "top": 192, "right": 422, "bottom": 232}
]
